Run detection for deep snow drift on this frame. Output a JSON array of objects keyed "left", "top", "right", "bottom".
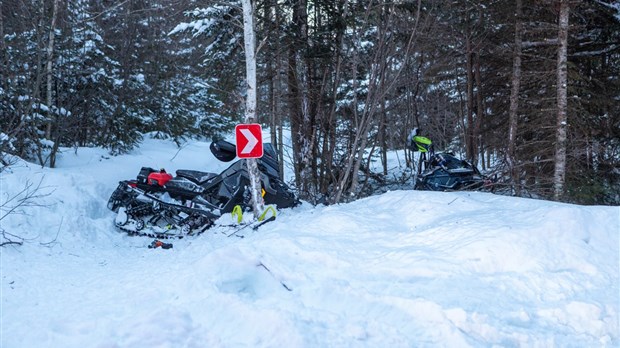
[{"left": 1, "top": 136, "right": 619, "bottom": 347}]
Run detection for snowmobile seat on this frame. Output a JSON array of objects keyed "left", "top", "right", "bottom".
[{"left": 176, "top": 170, "right": 217, "bottom": 185}]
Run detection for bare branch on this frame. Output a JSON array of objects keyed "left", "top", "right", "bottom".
[
  {"left": 0, "top": 230, "right": 24, "bottom": 246},
  {"left": 0, "top": 177, "right": 54, "bottom": 221},
  {"left": 1, "top": 176, "right": 55, "bottom": 247}
]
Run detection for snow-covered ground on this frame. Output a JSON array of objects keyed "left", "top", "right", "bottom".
[{"left": 1, "top": 135, "right": 619, "bottom": 347}]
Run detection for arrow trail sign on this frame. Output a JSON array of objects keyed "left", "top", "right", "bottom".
[{"left": 235, "top": 123, "right": 263, "bottom": 158}]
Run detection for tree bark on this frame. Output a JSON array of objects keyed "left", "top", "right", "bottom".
[
  {"left": 45, "top": 0, "right": 59, "bottom": 141},
  {"left": 553, "top": 0, "right": 569, "bottom": 200},
  {"left": 380, "top": 96, "right": 387, "bottom": 176},
  {"left": 287, "top": 44, "right": 302, "bottom": 187},
  {"left": 0, "top": 3, "right": 5, "bottom": 94},
  {"left": 474, "top": 50, "right": 484, "bottom": 168},
  {"left": 267, "top": 0, "right": 284, "bottom": 179},
  {"left": 46, "top": 0, "right": 61, "bottom": 168},
  {"left": 242, "top": 0, "right": 264, "bottom": 218},
  {"left": 287, "top": 0, "right": 311, "bottom": 194},
  {"left": 508, "top": 0, "right": 523, "bottom": 196},
  {"left": 465, "top": 30, "right": 475, "bottom": 163}
]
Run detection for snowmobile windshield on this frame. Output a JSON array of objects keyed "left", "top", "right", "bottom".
[
  {"left": 210, "top": 140, "right": 237, "bottom": 162},
  {"left": 431, "top": 153, "right": 475, "bottom": 171},
  {"left": 262, "top": 143, "right": 279, "bottom": 171}
]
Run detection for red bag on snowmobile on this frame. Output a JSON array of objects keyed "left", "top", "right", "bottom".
[{"left": 147, "top": 170, "right": 172, "bottom": 186}]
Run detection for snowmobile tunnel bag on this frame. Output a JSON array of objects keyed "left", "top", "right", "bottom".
[
  {"left": 210, "top": 140, "right": 237, "bottom": 162},
  {"left": 148, "top": 171, "right": 173, "bottom": 186},
  {"left": 137, "top": 167, "right": 173, "bottom": 186}
]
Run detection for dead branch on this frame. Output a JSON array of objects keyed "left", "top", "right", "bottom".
[{"left": 0, "top": 176, "right": 55, "bottom": 247}]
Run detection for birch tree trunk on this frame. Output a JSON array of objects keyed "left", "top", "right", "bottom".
[
  {"left": 507, "top": 0, "right": 523, "bottom": 196},
  {"left": 553, "top": 0, "right": 569, "bottom": 200},
  {"left": 242, "top": 0, "right": 265, "bottom": 218}
]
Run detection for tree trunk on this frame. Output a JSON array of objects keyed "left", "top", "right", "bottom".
[
  {"left": 242, "top": 0, "right": 264, "bottom": 218},
  {"left": 267, "top": 0, "right": 284, "bottom": 179},
  {"left": 0, "top": 3, "right": 5, "bottom": 95},
  {"left": 45, "top": 0, "right": 59, "bottom": 141},
  {"left": 297, "top": 0, "right": 316, "bottom": 198},
  {"left": 46, "top": 0, "right": 61, "bottom": 168},
  {"left": 267, "top": 36, "right": 278, "bottom": 174},
  {"left": 320, "top": 0, "right": 348, "bottom": 195},
  {"left": 380, "top": 97, "right": 387, "bottom": 176},
  {"left": 287, "top": 0, "right": 311, "bottom": 195},
  {"left": 553, "top": 0, "right": 569, "bottom": 200},
  {"left": 508, "top": 0, "right": 523, "bottom": 196},
  {"left": 474, "top": 51, "right": 484, "bottom": 168},
  {"left": 287, "top": 45, "right": 302, "bottom": 187},
  {"left": 465, "top": 31, "right": 475, "bottom": 163}
]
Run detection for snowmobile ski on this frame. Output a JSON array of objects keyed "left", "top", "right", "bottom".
[{"left": 226, "top": 215, "right": 277, "bottom": 238}]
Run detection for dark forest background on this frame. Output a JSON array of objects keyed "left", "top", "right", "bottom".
[{"left": 1, "top": 0, "right": 619, "bottom": 205}]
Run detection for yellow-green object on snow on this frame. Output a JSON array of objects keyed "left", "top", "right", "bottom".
[
  {"left": 258, "top": 205, "right": 277, "bottom": 222},
  {"left": 231, "top": 205, "right": 243, "bottom": 224}
]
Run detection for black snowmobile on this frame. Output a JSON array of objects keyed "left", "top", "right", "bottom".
[
  {"left": 415, "top": 152, "right": 491, "bottom": 191},
  {"left": 107, "top": 140, "right": 299, "bottom": 238},
  {"left": 409, "top": 129, "right": 491, "bottom": 191}
]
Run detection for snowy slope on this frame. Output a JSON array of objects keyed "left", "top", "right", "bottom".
[{"left": 1, "top": 136, "right": 619, "bottom": 348}]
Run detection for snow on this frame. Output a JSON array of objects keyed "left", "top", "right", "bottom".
[{"left": 1, "top": 135, "right": 619, "bottom": 347}]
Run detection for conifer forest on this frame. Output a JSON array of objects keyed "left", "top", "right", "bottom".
[{"left": 1, "top": 0, "right": 619, "bottom": 205}]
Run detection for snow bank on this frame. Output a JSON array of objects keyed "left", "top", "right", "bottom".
[{"left": 1, "top": 138, "right": 618, "bottom": 347}]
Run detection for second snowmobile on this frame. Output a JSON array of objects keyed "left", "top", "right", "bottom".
[
  {"left": 107, "top": 140, "right": 298, "bottom": 238},
  {"left": 408, "top": 129, "right": 492, "bottom": 191},
  {"left": 415, "top": 151, "right": 490, "bottom": 191}
]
